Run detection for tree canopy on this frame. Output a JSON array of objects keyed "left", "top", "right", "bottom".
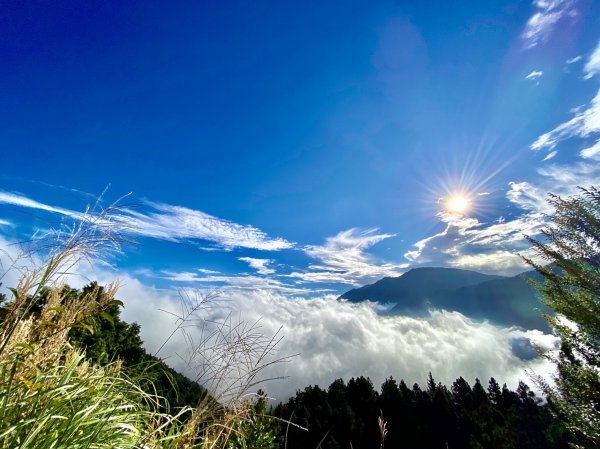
[
  {"left": 273, "top": 374, "right": 568, "bottom": 449},
  {"left": 525, "top": 187, "right": 600, "bottom": 448}
]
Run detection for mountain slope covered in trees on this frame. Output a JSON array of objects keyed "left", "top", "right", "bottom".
[
  {"left": 340, "top": 267, "right": 550, "bottom": 330},
  {"left": 273, "top": 374, "right": 568, "bottom": 449},
  {"left": 0, "top": 282, "right": 206, "bottom": 411}
]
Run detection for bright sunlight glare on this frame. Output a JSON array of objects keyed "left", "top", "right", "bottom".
[{"left": 444, "top": 194, "right": 472, "bottom": 215}]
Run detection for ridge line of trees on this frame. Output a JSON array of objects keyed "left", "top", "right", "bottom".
[{"left": 272, "top": 373, "right": 568, "bottom": 449}]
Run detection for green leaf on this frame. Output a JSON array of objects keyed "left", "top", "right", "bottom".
[{"left": 79, "top": 322, "right": 95, "bottom": 335}]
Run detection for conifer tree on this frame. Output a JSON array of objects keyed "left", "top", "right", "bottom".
[{"left": 525, "top": 187, "right": 600, "bottom": 448}]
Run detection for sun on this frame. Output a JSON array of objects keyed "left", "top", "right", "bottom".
[{"left": 443, "top": 193, "right": 472, "bottom": 215}]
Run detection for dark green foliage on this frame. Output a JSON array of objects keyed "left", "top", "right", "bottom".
[
  {"left": 274, "top": 375, "right": 569, "bottom": 449},
  {"left": 226, "top": 391, "right": 281, "bottom": 449},
  {"left": 71, "top": 283, "right": 206, "bottom": 411},
  {"left": 525, "top": 187, "right": 600, "bottom": 448},
  {"left": 0, "top": 282, "right": 205, "bottom": 411}
]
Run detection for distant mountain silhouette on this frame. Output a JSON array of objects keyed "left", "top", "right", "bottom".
[
  {"left": 341, "top": 267, "right": 503, "bottom": 307},
  {"left": 340, "top": 267, "right": 550, "bottom": 331}
]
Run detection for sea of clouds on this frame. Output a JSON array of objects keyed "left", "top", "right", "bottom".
[{"left": 0, "top": 235, "right": 558, "bottom": 403}]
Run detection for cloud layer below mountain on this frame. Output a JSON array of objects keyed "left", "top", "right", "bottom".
[
  {"left": 0, "top": 235, "right": 556, "bottom": 402},
  {"left": 114, "top": 278, "right": 558, "bottom": 401}
]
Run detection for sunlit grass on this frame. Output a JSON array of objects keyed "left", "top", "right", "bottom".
[{"left": 0, "top": 199, "right": 284, "bottom": 449}]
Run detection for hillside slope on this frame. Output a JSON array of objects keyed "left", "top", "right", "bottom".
[{"left": 341, "top": 267, "right": 549, "bottom": 330}]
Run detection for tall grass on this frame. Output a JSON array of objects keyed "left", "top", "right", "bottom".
[{"left": 0, "top": 201, "right": 282, "bottom": 449}]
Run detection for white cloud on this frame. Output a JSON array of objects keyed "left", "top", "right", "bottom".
[
  {"left": 0, "top": 191, "right": 294, "bottom": 251},
  {"left": 223, "top": 293, "right": 557, "bottom": 401},
  {"left": 160, "top": 270, "right": 330, "bottom": 295},
  {"left": 119, "top": 284, "right": 560, "bottom": 401},
  {"left": 409, "top": 154, "right": 600, "bottom": 273},
  {"left": 450, "top": 251, "right": 530, "bottom": 273},
  {"left": 507, "top": 164, "right": 598, "bottom": 211},
  {"left": 580, "top": 139, "right": 600, "bottom": 159},
  {"left": 289, "top": 228, "right": 406, "bottom": 286},
  {"left": 506, "top": 181, "right": 550, "bottom": 211},
  {"left": 464, "top": 213, "right": 545, "bottom": 244},
  {"left": 410, "top": 81, "right": 600, "bottom": 275},
  {"left": 121, "top": 202, "right": 294, "bottom": 251},
  {"left": 584, "top": 40, "right": 600, "bottom": 79},
  {"left": 161, "top": 271, "right": 208, "bottom": 283},
  {"left": 404, "top": 226, "right": 450, "bottom": 263},
  {"left": 238, "top": 257, "right": 275, "bottom": 275},
  {"left": 538, "top": 161, "right": 599, "bottom": 183},
  {"left": 566, "top": 55, "right": 582, "bottom": 64},
  {"left": 83, "top": 268, "right": 561, "bottom": 402},
  {"left": 521, "top": 0, "right": 577, "bottom": 49},
  {"left": 0, "top": 191, "right": 81, "bottom": 217},
  {"left": 0, "top": 235, "right": 32, "bottom": 291},
  {"left": 198, "top": 268, "right": 220, "bottom": 274},
  {"left": 531, "top": 88, "right": 600, "bottom": 151},
  {"left": 404, "top": 213, "right": 542, "bottom": 275},
  {"left": 0, "top": 219, "right": 13, "bottom": 227},
  {"left": 525, "top": 70, "right": 544, "bottom": 80}
]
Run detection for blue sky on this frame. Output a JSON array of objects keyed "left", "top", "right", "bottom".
[
  {"left": 3, "top": 0, "right": 600, "bottom": 399},
  {"left": 2, "top": 0, "right": 600, "bottom": 296}
]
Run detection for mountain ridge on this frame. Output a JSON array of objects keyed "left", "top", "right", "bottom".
[{"left": 340, "top": 267, "right": 550, "bottom": 331}]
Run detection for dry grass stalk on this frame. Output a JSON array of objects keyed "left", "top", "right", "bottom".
[{"left": 0, "top": 196, "right": 287, "bottom": 448}]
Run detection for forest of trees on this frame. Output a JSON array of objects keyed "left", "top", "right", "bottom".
[{"left": 272, "top": 374, "right": 568, "bottom": 449}]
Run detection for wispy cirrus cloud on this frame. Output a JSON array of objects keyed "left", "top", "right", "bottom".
[
  {"left": 0, "top": 191, "right": 294, "bottom": 251},
  {"left": 521, "top": 0, "right": 577, "bottom": 49},
  {"left": 287, "top": 228, "right": 406, "bottom": 286},
  {"left": 531, "top": 88, "right": 600, "bottom": 155},
  {"left": 120, "top": 201, "right": 294, "bottom": 251},
  {"left": 525, "top": 70, "right": 544, "bottom": 81},
  {"left": 519, "top": 49, "right": 600, "bottom": 199},
  {"left": 504, "top": 162, "right": 600, "bottom": 219},
  {"left": 160, "top": 269, "right": 332, "bottom": 295},
  {"left": 584, "top": 40, "right": 600, "bottom": 79},
  {"left": 531, "top": 46, "right": 600, "bottom": 157},
  {"left": 0, "top": 191, "right": 78, "bottom": 217}
]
